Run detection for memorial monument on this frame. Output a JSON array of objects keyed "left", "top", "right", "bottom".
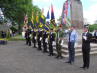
[{"left": 62, "top": 0, "right": 83, "bottom": 28}]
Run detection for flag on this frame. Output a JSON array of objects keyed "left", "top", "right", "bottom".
[
  {"left": 50, "top": 4, "right": 56, "bottom": 27},
  {"left": 36, "top": 15, "right": 39, "bottom": 23},
  {"left": 31, "top": 12, "right": 34, "bottom": 24},
  {"left": 39, "top": 8, "right": 45, "bottom": 28},
  {"left": 31, "top": 12, "right": 35, "bottom": 28},
  {"left": 46, "top": 21, "right": 49, "bottom": 26},
  {"left": 64, "top": 0, "right": 71, "bottom": 27},
  {"left": 35, "top": 13, "right": 39, "bottom": 28},
  {"left": 65, "top": 1, "right": 68, "bottom": 16},
  {"left": 43, "top": 25, "right": 49, "bottom": 31},
  {"left": 67, "top": 0, "right": 71, "bottom": 26},
  {"left": 64, "top": 0, "right": 68, "bottom": 23},
  {"left": 24, "top": 14, "right": 28, "bottom": 24},
  {"left": 51, "top": 4, "right": 55, "bottom": 20},
  {"left": 40, "top": 8, "right": 45, "bottom": 24},
  {"left": 46, "top": 10, "right": 50, "bottom": 23},
  {"left": 40, "top": 14, "right": 45, "bottom": 24},
  {"left": 39, "top": 23, "right": 43, "bottom": 28},
  {"left": 63, "top": 0, "right": 72, "bottom": 27},
  {"left": 46, "top": 10, "right": 50, "bottom": 19}
]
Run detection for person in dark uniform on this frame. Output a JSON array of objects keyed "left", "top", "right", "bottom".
[
  {"left": 48, "top": 29, "right": 55, "bottom": 56},
  {"left": 25, "top": 29, "right": 32, "bottom": 46},
  {"left": 91, "top": 30, "right": 97, "bottom": 43},
  {"left": 1, "top": 31, "right": 6, "bottom": 38},
  {"left": 94, "top": 30, "right": 97, "bottom": 43},
  {"left": 55, "top": 26, "right": 64, "bottom": 59},
  {"left": 43, "top": 30, "right": 48, "bottom": 53},
  {"left": 37, "top": 29, "right": 42, "bottom": 50},
  {"left": 80, "top": 27, "right": 92, "bottom": 69},
  {"left": 32, "top": 29, "right": 37, "bottom": 48}
]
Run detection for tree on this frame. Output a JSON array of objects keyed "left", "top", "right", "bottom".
[
  {"left": 0, "top": 0, "right": 42, "bottom": 33},
  {"left": 89, "top": 24, "right": 97, "bottom": 32}
]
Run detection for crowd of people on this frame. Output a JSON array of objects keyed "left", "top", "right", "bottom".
[{"left": 23, "top": 25, "right": 97, "bottom": 70}]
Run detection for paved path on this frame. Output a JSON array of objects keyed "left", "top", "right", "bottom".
[{"left": 0, "top": 41, "right": 97, "bottom": 73}]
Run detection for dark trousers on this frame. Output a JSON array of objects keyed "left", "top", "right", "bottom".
[
  {"left": 43, "top": 42, "right": 47, "bottom": 52},
  {"left": 32, "top": 37, "right": 36, "bottom": 48},
  {"left": 38, "top": 41, "right": 42, "bottom": 50},
  {"left": 82, "top": 45, "right": 90, "bottom": 68},
  {"left": 32, "top": 39, "right": 36, "bottom": 47},
  {"left": 34, "top": 42, "right": 36, "bottom": 47},
  {"left": 26, "top": 38, "right": 31, "bottom": 46},
  {"left": 68, "top": 42, "right": 75, "bottom": 62},
  {"left": 56, "top": 43, "right": 62, "bottom": 57},
  {"left": 49, "top": 42, "right": 53, "bottom": 55}
]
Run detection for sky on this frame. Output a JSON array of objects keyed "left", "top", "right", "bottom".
[{"left": 33, "top": 0, "right": 97, "bottom": 24}]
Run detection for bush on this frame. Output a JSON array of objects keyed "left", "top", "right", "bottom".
[
  {"left": 89, "top": 24, "right": 97, "bottom": 32},
  {"left": 10, "top": 26, "right": 18, "bottom": 32}
]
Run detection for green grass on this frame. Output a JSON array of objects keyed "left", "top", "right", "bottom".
[{"left": 8, "top": 35, "right": 25, "bottom": 41}]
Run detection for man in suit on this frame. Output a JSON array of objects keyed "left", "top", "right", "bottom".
[
  {"left": 37, "top": 29, "right": 42, "bottom": 50},
  {"left": 48, "top": 29, "right": 55, "bottom": 56},
  {"left": 66, "top": 26, "right": 78, "bottom": 64},
  {"left": 32, "top": 29, "right": 37, "bottom": 48},
  {"left": 80, "top": 27, "right": 92, "bottom": 69},
  {"left": 43, "top": 30, "right": 48, "bottom": 53}
]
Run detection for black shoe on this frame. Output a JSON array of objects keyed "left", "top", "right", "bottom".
[
  {"left": 48, "top": 54, "right": 51, "bottom": 56},
  {"left": 86, "top": 67, "right": 89, "bottom": 69},
  {"left": 80, "top": 66, "right": 85, "bottom": 68},
  {"left": 38, "top": 48, "right": 42, "bottom": 51},
  {"left": 55, "top": 56, "right": 59, "bottom": 59},
  {"left": 80, "top": 66, "right": 87, "bottom": 70},
  {"left": 29, "top": 45, "right": 31, "bottom": 46},
  {"left": 70, "top": 62, "right": 74, "bottom": 65},
  {"left": 34, "top": 46, "right": 37, "bottom": 48},
  {"left": 51, "top": 54, "right": 54, "bottom": 56},
  {"left": 45, "top": 51, "right": 48, "bottom": 53},
  {"left": 59, "top": 56, "right": 63, "bottom": 59},
  {"left": 43, "top": 51, "right": 48, "bottom": 53},
  {"left": 65, "top": 61, "right": 71, "bottom": 64}
]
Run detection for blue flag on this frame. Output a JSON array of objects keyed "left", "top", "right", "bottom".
[{"left": 46, "top": 10, "right": 50, "bottom": 19}]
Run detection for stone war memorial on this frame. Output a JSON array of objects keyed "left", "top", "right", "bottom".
[
  {"left": 62, "top": 0, "right": 83, "bottom": 28},
  {"left": 60, "top": 0, "right": 97, "bottom": 57}
]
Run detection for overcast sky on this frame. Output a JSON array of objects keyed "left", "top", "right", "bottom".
[{"left": 33, "top": 0, "right": 97, "bottom": 24}]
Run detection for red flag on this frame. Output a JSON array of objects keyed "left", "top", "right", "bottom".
[
  {"left": 51, "top": 4, "right": 55, "bottom": 19},
  {"left": 24, "top": 14, "right": 28, "bottom": 24},
  {"left": 65, "top": 1, "right": 68, "bottom": 16}
]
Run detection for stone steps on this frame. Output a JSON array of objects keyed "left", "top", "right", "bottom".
[
  {"left": 36, "top": 42, "right": 97, "bottom": 57},
  {"left": 53, "top": 43, "right": 97, "bottom": 57},
  {"left": 53, "top": 48, "right": 97, "bottom": 57}
]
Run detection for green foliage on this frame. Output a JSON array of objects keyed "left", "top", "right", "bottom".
[
  {"left": 10, "top": 26, "right": 18, "bottom": 32},
  {"left": 89, "top": 24, "right": 97, "bottom": 32},
  {"left": 9, "top": 35, "right": 25, "bottom": 41},
  {"left": 6, "top": 31, "right": 11, "bottom": 39},
  {"left": 0, "top": 0, "right": 42, "bottom": 32}
]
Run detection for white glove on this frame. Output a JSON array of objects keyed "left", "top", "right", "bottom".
[
  {"left": 45, "top": 38, "right": 48, "bottom": 43},
  {"left": 61, "top": 40, "right": 64, "bottom": 46},
  {"left": 74, "top": 43, "right": 78, "bottom": 48},
  {"left": 52, "top": 41, "right": 55, "bottom": 46},
  {"left": 83, "top": 36, "right": 87, "bottom": 40},
  {"left": 29, "top": 34, "right": 32, "bottom": 37},
  {"left": 35, "top": 37, "right": 37, "bottom": 40},
  {"left": 40, "top": 37, "right": 42, "bottom": 41}
]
